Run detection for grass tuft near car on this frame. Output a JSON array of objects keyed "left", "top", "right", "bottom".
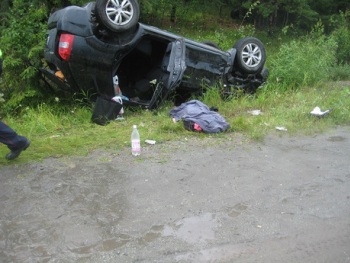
[{"left": 41, "top": 0, "right": 268, "bottom": 109}]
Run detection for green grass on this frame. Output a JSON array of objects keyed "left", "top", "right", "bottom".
[
  {"left": 1, "top": 17, "right": 350, "bottom": 166},
  {"left": 1, "top": 81, "right": 349, "bottom": 166}
]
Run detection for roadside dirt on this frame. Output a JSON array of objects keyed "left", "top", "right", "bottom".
[{"left": 1, "top": 126, "right": 350, "bottom": 263}]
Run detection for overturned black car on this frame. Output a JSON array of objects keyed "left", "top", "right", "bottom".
[{"left": 41, "top": 0, "right": 268, "bottom": 109}]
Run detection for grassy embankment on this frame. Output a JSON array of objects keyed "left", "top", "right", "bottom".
[{"left": 0, "top": 19, "right": 349, "bottom": 165}]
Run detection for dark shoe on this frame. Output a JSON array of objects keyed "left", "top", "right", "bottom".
[{"left": 6, "top": 140, "right": 30, "bottom": 160}]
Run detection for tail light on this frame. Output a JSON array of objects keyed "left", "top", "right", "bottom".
[{"left": 58, "top": 33, "right": 74, "bottom": 61}]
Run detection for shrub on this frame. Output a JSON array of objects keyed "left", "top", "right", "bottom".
[
  {"left": 330, "top": 10, "right": 350, "bottom": 64},
  {"left": 268, "top": 23, "right": 337, "bottom": 90},
  {"left": 0, "top": 0, "right": 47, "bottom": 113}
]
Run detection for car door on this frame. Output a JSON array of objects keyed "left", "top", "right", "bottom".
[{"left": 148, "top": 38, "right": 186, "bottom": 109}]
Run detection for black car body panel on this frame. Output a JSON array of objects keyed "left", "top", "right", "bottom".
[{"left": 42, "top": 1, "right": 267, "bottom": 109}]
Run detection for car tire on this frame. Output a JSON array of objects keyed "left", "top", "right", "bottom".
[
  {"left": 233, "top": 37, "right": 266, "bottom": 74},
  {"left": 258, "top": 67, "right": 269, "bottom": 81},
  {"left": 95, "top": 0, "right": 140, "bottom": 33}
]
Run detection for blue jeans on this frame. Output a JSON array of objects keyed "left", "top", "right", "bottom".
[{"left": 0, "top": 121, "right": 28, "bottom": 151}]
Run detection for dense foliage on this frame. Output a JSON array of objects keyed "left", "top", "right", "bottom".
[
  {"left": 139, "top": 0, "right": 349, "bottom": 31},
  {"left": 0, "top": 0, "right": 349, "bottom": 115},
  {"left": 0, "top": 1, "right": 47, "bottom": 110}
]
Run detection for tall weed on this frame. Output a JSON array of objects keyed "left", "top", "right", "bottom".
[
  {"left": 268, "top": 33, "right": 337, "bottom": 90},
  {"left": 330, "top": 10, "right": 350, "bottom": 64}
]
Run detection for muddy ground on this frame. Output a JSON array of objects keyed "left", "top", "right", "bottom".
[{"left": 0, "top": 126, "right": 350, "bottom": 263}]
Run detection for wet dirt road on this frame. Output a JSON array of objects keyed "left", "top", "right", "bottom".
[{"left": 1, "top": 126, "right": 350, "bottom": 263}]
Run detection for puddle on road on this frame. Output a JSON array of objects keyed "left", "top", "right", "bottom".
[
  {"left": 161, "top": 204, "right": 248, "bottom": 245},
  {"left": 225, "top": 203, "right": 248, "bottom": 218},
  {"left": 101, "top": 237, "right": 130, "bottom": 252},
  {"left": 162, "top": 213, "right": 217, "bottom": 244}
]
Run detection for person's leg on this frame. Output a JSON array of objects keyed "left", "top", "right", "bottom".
[{"left": 0, "top": 121, "right": 30, "bottom": 160}]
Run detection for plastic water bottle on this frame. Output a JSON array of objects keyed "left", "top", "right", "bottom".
[{"left": 131, "top": 125, "right": 141, "bottom": 156}]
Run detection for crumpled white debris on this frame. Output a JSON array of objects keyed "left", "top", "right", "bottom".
[
  {"left": 275, "top": 126, "right": 288, "bottom": 131},
  {"left": 310, "top": 106, "right": 330, "bottom": 117},
  {"left": 145, "top": 139, "right": 156, "bottom": 145},
  {"left": 248, "top": 109, "right": 262, "bottom": 116}
]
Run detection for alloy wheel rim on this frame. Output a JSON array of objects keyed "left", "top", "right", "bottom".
[
  {"left": 241, "top": 43, "right": 262, "bottom": 68},
  {"left": 106, "top": 0, "right": 134, "bottom": 26}
]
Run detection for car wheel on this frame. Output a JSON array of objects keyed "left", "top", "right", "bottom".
[
  {"left": 258, "top": 67, "right": 269, "bottom": 81},
  {"left": 95, "top": 0, "right": 140, "bottom": 33},
  {"left": 233, "top": 37, "right": 266, "bottom": 74}
]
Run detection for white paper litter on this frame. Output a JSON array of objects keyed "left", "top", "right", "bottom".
[
  {"left": 248, "top": 109, "right": 262, "bottom": 116},
  {"left": 275, "top": 126, "right": 288, "bottom": 131},
  {"left": 145, "top": 139, "right": 156, "bottom": 145},
  {"left": 310, "top": 106, "right": 330, "bottom": 116}
]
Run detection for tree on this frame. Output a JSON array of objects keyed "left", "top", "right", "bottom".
[{"left": 0, "top": 0, "right": 48, "bottom": 109}]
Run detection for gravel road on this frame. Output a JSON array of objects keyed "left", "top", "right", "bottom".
[{"left": 1, "top": 126, "right": 350, "bottom": 263}]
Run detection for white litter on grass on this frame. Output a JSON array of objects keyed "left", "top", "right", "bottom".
[
  {"left": 248, "top": 109, "right": 262, "bottom": 116},
  {"left": 115, "top": 115, "right": 125, "bottom": 121},
  {"left": 145, "top": 139, "right": 156, "bottom": 145},
  {"left": 275, "top": 126, "right": 288, "bottom": 131},
  {"left": 310, "top": 106, "right": 330, "bottom": 117}
]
